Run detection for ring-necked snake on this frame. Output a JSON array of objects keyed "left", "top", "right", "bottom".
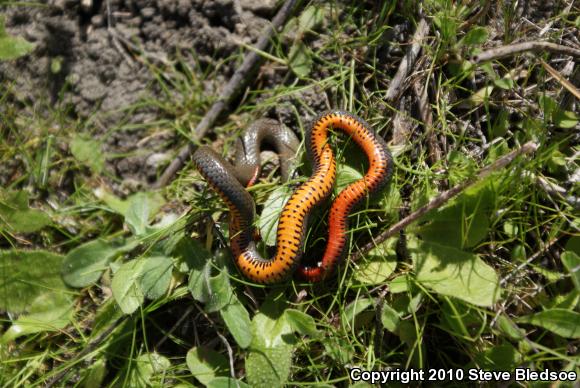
[{"left": 193, "top": 111, "right": 393, "bottom": 284}]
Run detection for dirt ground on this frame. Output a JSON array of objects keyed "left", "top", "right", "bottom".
[{"left": 0, "top": 1, "right": 568, "bottom": 187}]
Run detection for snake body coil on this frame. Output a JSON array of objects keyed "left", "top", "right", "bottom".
[{"left": 193, "top": 111, "right": 392, "bottom": 283}]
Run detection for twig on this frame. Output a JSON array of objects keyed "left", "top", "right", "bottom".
[
  {"left": 385, "top": 18, "right": 430, "bottom": 102},
  {"left": 412, "top": 79, "right": 441, "bottom": 164},
  {"left": 154, "top": 0, "right": 299, "bottom": 188},
  {"left": 472, "top": 41, "right": 580, "bottom": 63},
  {"left": 540, "top": 59, "right": 580, "bottom": 100},
  {"left": 352, "top": 141, "right": 538, "bottom": 261}
]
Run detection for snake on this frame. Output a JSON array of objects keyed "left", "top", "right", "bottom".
[{"left": 192, "top": 111, "right": 393, "bottom": 283}]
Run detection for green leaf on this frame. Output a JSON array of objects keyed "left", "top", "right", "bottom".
[
  {"left": 553, "top": 109, "right": 579, "bottom": 128},
  {"left": 415, "top": 181, "right": 495, "bottom": 249},
  {"left": 124, "top": 192, "right": 165, "bottom": 236},
  {"left": 460, "top": 26, "right": 488, "bottom": 46},
  {"left": 285, "top": 309, "right": 319, "bottom": 337},
  {"left": 186, "top": 347, "right": 229, "bottom": 386},
  {"left": 0, "top": 16, "right": 35, "bottom": 60},
  {"left": 0, "top": 250, "right": 66, "bottom": 314},
  {"left": 111, "top": 259, "right": 146, "bottom": 314},
  {"left": 220, "top": 299, "right": 253, "bottom": 349},
  {"left": 473, "top": 344, "right": 521, "bottom": 371},
  {"left": 0, "top": 190, "right": 50, "bottom": 233},
  {"left": 518, "top": 308, "right": 580, "bottom": 338},
  {"left": 297, "top": 4, "right": 326, "bottom": 32},
  {"left": 380, "top": 303, "right": 401, "bottom": 333},
  {"left": 138, "top": 256, "right": 173, "bottom": 299},
  {"left": 246, "top": 345, "right": 293, "bottom": 388},
  {"left": 355, "top": 241, "right": 397, "bottom": 285},
  {"left": 342, "top": 298, "right": 374, "bottom": 331},
  {"left": 79, "top": 357, "right": 107, "bottom": 388},
  {"left": 562, "top": 251, "right": 580, "bottom": 292},
  {"left": 259, "top": 185, "right": 294, "bottom": 246},
  {"left": 70, "top": 135, "right": 105, "bottom": 173},
  {"left": 1, "top": 292, "right": 73, "bottom": 343},
  {"left": 411, "top": 240, "right": 501, "bottom": 307},
  {"left": 336, "top": 163, "right": 363, "bottom": 193},
  {"left": 251, "top": 311, "right": 293, "bottom": 349},
  {"left": 206, "top": 377, "right": 251, "bottom": 388},
  {"left": 128, "top": 353, "right": 171, "bottom": 387},
  {"left": 389, "top": 275, "right": 411, "bottom": 293},
  {"left": 495, "top": 314, "right": 525, "bottom": 341},
  {"left": 205, "top": 269, "right": 234, "bottom": 313},
  {"left": 288, "top": 41, "right": 312, "bottom": 78},
  {"left": 61, "top": 239, "right": 119, "bottom": 288}
]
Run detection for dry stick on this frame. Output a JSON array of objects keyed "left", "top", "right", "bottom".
[
  {"left": 352, "top": 141, "right": 538, "bottom": 261},
  {"left": 154, "top": 0, "right": 299, "bottom": 188},
  {"left": 385, "top": 18, "right": 430, "bottom": 102},
  {"left": 412, "top": 80, "right": 441, "bottom": 164},
  {"left": 472, "top": 41, "right": 580, "bottom": 63}
]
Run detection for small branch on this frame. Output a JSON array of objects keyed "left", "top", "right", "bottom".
[
  {"left": 540, "top": 59, "right": 580, "bottom": 100},
  {"left": 154, "top": 0, "right": 299, "bottom": 188},
  {"left": 412, "top": 79, "right": 441, "bottom": 164},
  {"left": 385, "top": 18, "right": 430, "bottom": 102},
  {"left": 352, "top": 141, "right": 538, "bottom": 261},
  {"left": 472, "top": 41, "right": 580, "bottom": 63}
]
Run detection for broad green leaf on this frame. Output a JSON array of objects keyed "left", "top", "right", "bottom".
[
  {"left": 111, "top": 259, "right": 146, "bottom": 314},
  {"left": 139, "top": 256, "right": 173, "bottom": 299},
  {"left": 0, "top": 250, "right": 66, "bottom": 314},
  {"left": 469, "top": 85, "right": 494, "bottom": 106},
  {"left": 355, "top": 240, "right": 397, "bottom": 285},
  {"left": 128, "top": 352, "right": 171, "bottom": 388},
  {"left": 380, "top": 303, "right": 401, "bottom": 333},
  {"left": 411, "top": 240, "right": 501, "bottom": 307},
  {"left": 553, "top": 109, "right": 579, "bottom": 128},
  {"left": 259, "top": 185, "right": 294, "bottom": 246},
  {"left": 124, "top": 192, "right": 165, "bottom": 236},
  {"left": 336, "top": 163, "right": 363, "bottom": 193},
  {"left": 415, "top": 181, "right": 495, "bottom": 249},
  {"left": 297, "top": 4, "right": 326, "bottom": 32},
  {"left": 518, "top": 308, "right": 580, "bottom": 338},
  {"left": 220, "top": 299, "right": 253, "bottom": 349},
  {"left": 0, "top": 190, "right": 50, "bottom": 233},
  {"left": 251, "top": 311, "right": 293, "bottom": 349},
  {"left": 342, "top": 298, "right": 374, "bottom": 331},
  {"left": 285, "top": 309, "right": 319, "bottom": 337},
  {"left": 473, "top": 344, "right": 521, "bottom": 371},
  {"left": 246, "top": 344, "right": 293, "bottom": 388},
  {"left": 79, "top": 357, "right": 107, "bottom": 388},
  {"left": 495, "top": 314, "right": 525, "bottom": 341},
  {"left": 0, "top": 16, "right": 35, "bottom": 60},
  {"left": 460, "top": 26, "right": 488, "bottom": 46},
  {"left": 61, "top": 239, "right": 119, "bottom": 288},
  {"left": 186, "top": 347, "right": 229, "bottom": 386},
  {"left": 562, "top": 251, "right": 580, "bottom": 292},
  {"left": 1, "top": 292, "right": 73, "bottom": 343},
  {"left": 176, "top": 238, "right": 212, "bottom": 302},
  {"left": 70, "top": 136, "right": 105, "bottom": 173},
  {"left": 206, "top": 377, "right": 251, "bottom": 388},
  {"left": 566, "top": 236, "right": 580, "bottom": 255},
  {"left": 389, "top": 275, "right": 411, "bottom": 293},
  {"left": 288, "top": 41, "right": 312, "bottom": 78},
  {"left": 205, "top": 270, "right": 234, "bottom": 313}
]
